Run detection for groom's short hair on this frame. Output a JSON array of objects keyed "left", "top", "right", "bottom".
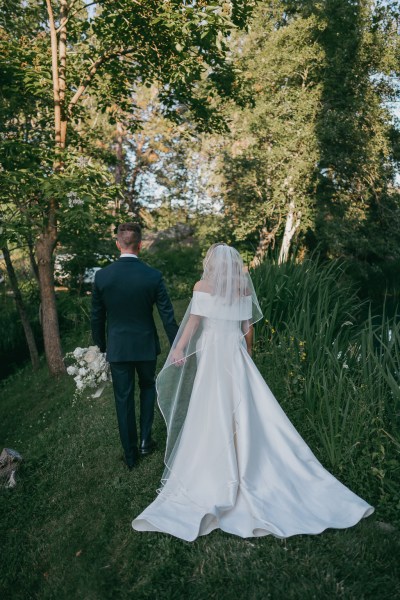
[{"left": 117, "top": 223, "right": 142, "bottom": 250}]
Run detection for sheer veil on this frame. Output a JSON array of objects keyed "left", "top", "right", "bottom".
[{"left": 156, "top": 243, "right": 263, "bottom": 488}]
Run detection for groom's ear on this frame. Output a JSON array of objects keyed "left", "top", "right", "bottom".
[{"left": 116, "top": 240, "right": 121, "bottom": 252}]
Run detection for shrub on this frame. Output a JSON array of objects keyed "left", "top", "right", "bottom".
[
  {"left": 140, "top": 242, "right": 203, "bottom": 299},
  {"left": 252, "top": 257, "right": 400, "bottom": 524}
]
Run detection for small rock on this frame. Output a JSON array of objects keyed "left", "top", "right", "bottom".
[{"left": 0, "top": 448, "right": 23, "bottom": 488}]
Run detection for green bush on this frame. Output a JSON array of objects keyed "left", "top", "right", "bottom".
[
  {"left": 0, "top": 283, "right": 42, "bottom": 379},
  {"left": 56, "top": 292, "right": 92, "bottom": 339},
  {"left": 0, "top": 283, "right": 93, "bottom": 380},
  {"left": 140, "top": 242, "right": 203, "bottom": 299},
  {"left": 252, "top": 257, "right": 400, "bottom": 525}
]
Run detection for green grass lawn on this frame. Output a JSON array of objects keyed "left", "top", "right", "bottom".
[{"left": 1, "top": 302, "right": 399, "bottom": 600}]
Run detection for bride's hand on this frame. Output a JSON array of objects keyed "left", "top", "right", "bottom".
[{"left": 171, "top": 348, "right": 185, "bottom": 367}]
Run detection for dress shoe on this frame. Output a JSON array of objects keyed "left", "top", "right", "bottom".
[{"left": 139, "top": 439, "right": 157, "bottom": 456}]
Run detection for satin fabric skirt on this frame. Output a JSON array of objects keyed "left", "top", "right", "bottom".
[{"left": 132, "top": 327, "right": 373, "bottom": 541}]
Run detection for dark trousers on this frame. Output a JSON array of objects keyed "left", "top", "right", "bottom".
[{"left": 109, "top": 360, "right": 157, "bottom": 466}]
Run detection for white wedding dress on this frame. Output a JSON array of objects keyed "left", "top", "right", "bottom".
[{"left": 132, "top": 291, "right": 373, "bottom": 541}]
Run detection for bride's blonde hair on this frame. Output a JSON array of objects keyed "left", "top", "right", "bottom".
[
  {"left": 202, "top": 242, "right": 227, "bottom": 272},
  {"left": 202, "top": 243, "right": 247, "bottom": 299}
]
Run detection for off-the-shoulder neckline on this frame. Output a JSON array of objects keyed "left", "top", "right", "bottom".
[{"left": 193, "top": 291, "right": 252, "bottom": 298}]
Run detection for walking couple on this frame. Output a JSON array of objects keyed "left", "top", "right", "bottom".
[{"left": 91, "top": 223, "right": 373, "bottom": 542}]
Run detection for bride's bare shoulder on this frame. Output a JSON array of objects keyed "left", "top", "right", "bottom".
[{"left": 193, "top": 280, "right": 212, "bottom": 293}]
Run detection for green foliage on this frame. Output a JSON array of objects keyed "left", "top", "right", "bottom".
[
  {"left": 223, "top": 7, "right": 323, "bottom": 239},
  {"left": 211, "top": 0, "right": 400, "bottom": 285},
  {"left": 193, "top": 212, "right": 228, "bottom": 250},
  {"left": 312, "top": 0, "right": 400, "bottom": 265},
  {"left": 0, "top": 275, "right": 41, "bottom": 379},
  {"left": 56, "top": 293, "right": 92, "bottom": 337},
  {"left": 141, "top": 242, "right": 203, "bottom": 299},
  {"left": 252, "top": 257, "right": 400, "bottom": 524},
  {"left": 0, "top": 1, "right": 258, "bottom": 374},
  {"left": 0, "top": 293, "right": 36, "bottom": 352},
  {"left": 0, "top": 278, "right": 94, "bottom": 379},
  {"left": 56, "top": 222, "right": 116, "bottom": 294},
  {"left": 252, "top": 256, "right": 359, "bottom": 334}
]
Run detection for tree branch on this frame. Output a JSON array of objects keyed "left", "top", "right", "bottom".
[
  {"left": 55, "top": 1, "right": 98, "bottom": 33},
  {"left": 68, "top": 48, "right": 136, "bottom": 116},
  {"left": 56, "top": 0, "right": 143, "bottom": 33}
]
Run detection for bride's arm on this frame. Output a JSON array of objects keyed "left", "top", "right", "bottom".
[
  {"left": 170, "top": 314, "right": 201, "bottom": 365},
  {"left": 170, "top": 282, "right": 205, "bottom": 365}
]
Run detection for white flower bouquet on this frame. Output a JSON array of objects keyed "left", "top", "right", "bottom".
[{"left": 65, "top": 345, "right": 111, "bottom": 399}]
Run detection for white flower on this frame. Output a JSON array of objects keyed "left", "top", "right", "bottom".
[
  {"left": 76, "top": 156, "right": 90, "bottom": 168},
  {"left": 79, "top": 367, "right": 87, "bottom": 376},
  {"left": 67, "top": 366, "right": 77, "bottom": 376},
  {"left": 89, "top": 358, "right": 101, "bottom": 373},
  {"left": 75, "top": 379, "right": 84, "bottom": 390},
  {"left": 67, "top": 191, "right": 84, "bottom": 208},
  {"left": 73, "top": 347, "right": 85, "bottom": 359},
  {"left": 84, "top": 348, "right": 98, "bottom": 364}
]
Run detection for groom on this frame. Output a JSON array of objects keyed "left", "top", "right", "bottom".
[{"left": 91, "top": 223, "right": 179, "bottom": 470}]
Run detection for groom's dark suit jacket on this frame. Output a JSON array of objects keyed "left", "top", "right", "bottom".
[{"left": 91, "top": 257, "right": 178, "bottom": 362}]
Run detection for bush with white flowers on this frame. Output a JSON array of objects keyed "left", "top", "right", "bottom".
[
  {"left": 67, "top": 191, "right": 84, "bottom": 208},
  {"left": 65, "top": 346, "right": 111, "bottom": 399}
]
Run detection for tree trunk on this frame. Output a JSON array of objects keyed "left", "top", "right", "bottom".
[
  {"left": 115, "top": 121, "right": 124, "bottom": 187},
  {"left": 2, "top": 245, "right": 40, "bottom": 371},
  {"left": 112, "top": 122, "right": 124, "bottom": 231},
  {"left": 36, "top": 230, "right": 65, "bottom": 375},
  {"left": 278, "top": 200, "right": 301, "bottom": 265},
  {"left": 38, "top": 0, "right": 65, "bottom": 376},
  {"left": 27, "top": 237, "right": 39, "bottom": 284},
  {"left": 250, "top": 222, "right": 280, "bottom": 268},
  {"left": 59, "top": 0, "right": 68, "bottom": 150},
  {"left": 123, "top": 134, "right": 145, "bottom": 217}
]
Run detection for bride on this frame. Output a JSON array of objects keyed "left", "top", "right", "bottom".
[{"left": 132, "top": 243, "right": 373, "bottom": 541}]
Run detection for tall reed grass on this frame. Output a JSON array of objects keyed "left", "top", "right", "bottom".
[{"left": 252, "top": 258, "right": 400, "bottom": 523}]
